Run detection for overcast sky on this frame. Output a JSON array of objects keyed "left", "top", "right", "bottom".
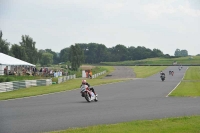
[{"left": 1, "top": 0, "right": 200, "bottom": 55}]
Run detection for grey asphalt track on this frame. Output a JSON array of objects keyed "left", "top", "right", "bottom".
[
  {"left": 103, "top": 66, "right": 136, "bottom": 79},
  {"left": 0, "top": 66, "right": 200, "bottom": 133}
]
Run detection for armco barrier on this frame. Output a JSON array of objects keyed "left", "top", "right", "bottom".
[
  {"left": 92, "top": 71, "right": 106, "bottom": 79},
  {"left": 58, "top": 74, "right": 76, "bottom": 84},
  {"left": 0, "top": 79, "right": 52, "bottom": 93}
]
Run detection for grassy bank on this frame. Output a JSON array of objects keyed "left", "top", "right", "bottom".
[
  {"left": 100, "top": 56, "right": 200, "bottom": 66},
  {"left": 48, "top": 115, "right": 200, "bottom": 133},
  {"left": 0, "top": 75, "right": 49, "bottom": 83},
  {"left": 170, "top": 66, "right": 200, "bottom": 97},
  {"left": 0, "top": 78, "right": 127, "bottom": 100},
  {"left": 170, "top": 81, "right": 200, "bottom": 97},
  {"left": 184, "top": 66, "right": 200, "bottom": 80},
  {"left": 130, "top": 66, "right": 168, "bottom": 78}
]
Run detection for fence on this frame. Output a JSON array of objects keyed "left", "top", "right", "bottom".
[
  {"left": 92, "top": 71, "right": 106, "bottom": 79},
  {"left": 0, "top": 79, "right": 52, "bottom": 93},
  {"left": 57, "top": 74, "right": 76, "bottom": 84}
]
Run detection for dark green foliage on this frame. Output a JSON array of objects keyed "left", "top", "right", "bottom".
[
  {"left": 45, "top": 49, "right": 60, "bottom": 64},
  {"left": 11, "top": 44, "right": 28, "bottom": 61},
  {"left": 59, "top": 48, "right": 70, "bottom": 62},
  {"left": 1, "top": 30, "right": 169, "bottom": 67},
  {"left": 40, "top": 52, "right": 53, "bottom": 66},
  {"left": 0, "top": 75, "right": 49, "bottom": 83},
  {"left": 174, "top": 49, "right": 188, "bottom": 57},
  {"left": 0, "top": 31, "right": 10, "bottom": 54},
  {"left": 0, "top": 77, "right": 5, "bottom": 82},
  {"left": 69, "top": 44, "right": 84, "bottom": 71},
  {"left": 19, "top": 35, "right": 38, "bottom": 64},
  {"left": 5, "top": 77, "right": 12, "bottom": 82}
]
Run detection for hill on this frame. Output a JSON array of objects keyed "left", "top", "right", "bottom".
[{"left": 100, "top": 56, "right": 200, "bottom": 66}]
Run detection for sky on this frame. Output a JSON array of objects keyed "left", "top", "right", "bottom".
[{"left": 0, "top": 0, "right": 200, "bottom": 56}]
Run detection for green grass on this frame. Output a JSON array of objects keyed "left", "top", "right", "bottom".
[
  {"left": 184, "top": 66, "right": 200, "bottom": 80},
  {"left": 47, "top": 116, "right": 200, "bottom": 133},
  {"left": 170, "top": 81, "right": 200, "bottom": 97},
  {"left": 130, "top": 66, "right": 168, "bottom": 78},
  {"left": 0, "top": 78, "right": 128, "bottom": 100},
  {"left": 100, "top": 56, "right": 200, "bottom": 66},
  {"left": 170, "top": 66, "right": 200, "bottom": 97}
]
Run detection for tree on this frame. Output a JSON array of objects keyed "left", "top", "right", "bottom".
[
  {"left": 40, "top": 53, "right": 53, "bottom": 66},
  {"left": 0, "top": 31, "right": 10, "bottom": 54},
  {"left": 174, "top": 49, "right": 181, "bottom": 56},
  {"left": 20, "top": 35, "right": 38, "bottom": 64},
  {"left": 11, "top": 44, "right": 28, "bottom": 61},
  {"left": 174, "top": 49, "right": 188, "bottom": 57},
  {"left": 45, "top": 49, "right": 59, "bottom": 64},
  {"left": 60, "top": 47, "right": 70, "bottom": 63},
  {"left": 38, "top": 49, "right": 46, "bottom": 63},
  {"left": 114, "top": 44, "right": 128, "bottom": 61},
  {"left": 152, "top": 48, "right": 164, "bottom": 57},
  {"left": 180, "top": 50, "right": 188, "bottom": 56},
  {"left": 69, "top": 44, "right": 84, "bottom": 71}
]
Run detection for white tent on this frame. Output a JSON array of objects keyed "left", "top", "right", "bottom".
[
  {"left": 0, "top": 52, "right": 35, "bottom": 75},
  {"left": 0, "top": 53, "right": 35, "bottom": 66}
]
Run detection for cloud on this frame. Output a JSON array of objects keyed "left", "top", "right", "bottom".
[
  {"left": 142, "top": 0, "right": 200, "bottom": 19},
  {"left": 178, "top": 2, "right": 200, "bottom": 17}
]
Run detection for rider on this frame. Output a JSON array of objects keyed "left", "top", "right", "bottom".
[
  {"left": 160, "top": 71, "right": 165, "bottom": 77},
  {"left": 171, "top": 70, "right": 174, "bottom": 76},
  {"left": 81, "top": 80, "right": 97, "bottom": 96}
]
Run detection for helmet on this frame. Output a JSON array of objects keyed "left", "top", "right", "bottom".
[{"left": 82, "top": 80, "right": 86, "bottom": 84}]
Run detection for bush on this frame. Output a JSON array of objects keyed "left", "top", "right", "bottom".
[
  {"left": 5, "top": 77, "right": 12, "bottom": 82},
  {"left": 0, "top": 77, "right": 5, "bottom": 83}
]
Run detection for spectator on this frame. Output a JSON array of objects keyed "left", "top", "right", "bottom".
[{"left": 4, "top": 67, "right": 7, "bottom": 75}]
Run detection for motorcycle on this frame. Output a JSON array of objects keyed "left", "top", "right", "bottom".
[
  {"left": 80, "top": 85, "right": 98, "bottom": 102},
  {"left": 160, "top": 74, "right": 165, "bottom": 81}
]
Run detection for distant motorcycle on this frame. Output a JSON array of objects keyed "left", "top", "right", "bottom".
[
  {"left": 80, "top": 85, "right": 98, "bottom": 102},
  {"left": 160, "top": 74, "right": 165, "bottom": 81}
]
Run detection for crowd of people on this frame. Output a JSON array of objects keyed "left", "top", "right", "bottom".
[{"left": 3, "top": 66, "right": 67, "bottom": 77}]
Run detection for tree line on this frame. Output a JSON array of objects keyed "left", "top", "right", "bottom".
[{"left": 0, "top": 32, "right": 190, "bottom": 70}]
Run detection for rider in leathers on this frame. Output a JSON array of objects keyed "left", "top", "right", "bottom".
[{"left": 81, "top": 80, "right": 97, "bottom": 97}]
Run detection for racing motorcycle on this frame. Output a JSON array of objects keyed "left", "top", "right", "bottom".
[
  {"left": 80, "top": 85, "right": 98, "bottom": 102},
  {"left": 160, "top": 74, "right": 165, "bottom": 81}
]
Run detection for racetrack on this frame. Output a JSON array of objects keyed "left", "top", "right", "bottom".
[
  {"left": 0, "top": 66, "right": 200, "bottom": 133},
  {"left": 103, "top": 66, "right": 136, "bottom": 79}
]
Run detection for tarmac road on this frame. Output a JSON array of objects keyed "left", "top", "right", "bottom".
[
  {"left": 103, "top": 66, "right": 136, "bottom": 79},
  {"left": 0, "top": 66, "right": 200, "bottom": 133}
]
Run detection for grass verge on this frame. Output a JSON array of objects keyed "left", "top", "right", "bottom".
[
  {"left": 130, "top": 66, "right": 168, "bottom": 78},
  {"left": 170, "top": 81, "right": 200, "bottom": 97},
  {"left": 184, "top": 66, "right": 200, "bottom": 80},
  {"left": 47, "top": 115, "right": 200, "bottom": 133},
  {"left": 170, "top": 66, "right": 200, "bottom": 97},
  {"left": 0, "top": 75, "right": 49, "bottom": 83},
  {"left": 100, "top": 56, "right": 200, "bottom": 65},
  {"left": 0, "top": 78, "right": 128, "bottom": 101}
]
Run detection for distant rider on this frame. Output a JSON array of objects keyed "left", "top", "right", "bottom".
[
  {"left": 171, "top": 71, "right": 174, "bottom": 76},
  {"left": 160, "top": 71, "right": 165, "bottom": 77},
  {"left": 81, "top": 80, "right": 97, "bottom": 97}
]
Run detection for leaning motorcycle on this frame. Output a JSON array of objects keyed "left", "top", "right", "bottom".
[
  {"left": 160, "top": 75, "right": 165, "bottom": 81},
  {"left": 80, "top": 85, "right": 98, "bottom": 102}
]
